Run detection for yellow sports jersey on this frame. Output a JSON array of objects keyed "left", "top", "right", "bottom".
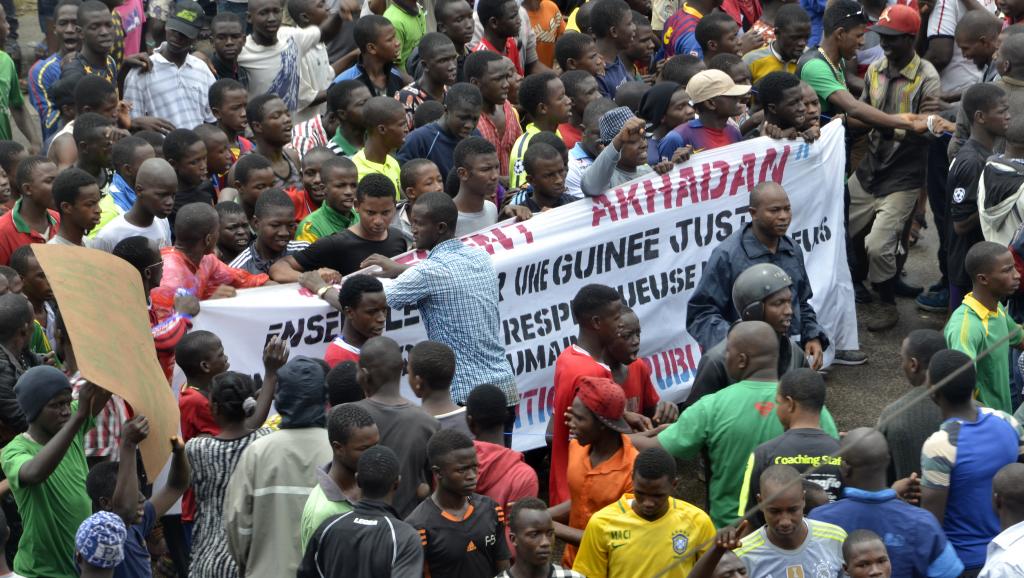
[{"left": 573, "top": 494, "right": 716, "bottom": 578}]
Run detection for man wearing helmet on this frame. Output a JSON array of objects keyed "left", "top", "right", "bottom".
[
  {"left": 686, "top": 181, "right": 866, "bottom": 368},
  {"left": 686, "top": 263, "right": 808, "bottom": 405}
]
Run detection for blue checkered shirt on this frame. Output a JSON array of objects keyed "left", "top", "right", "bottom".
[{"left": 385, "top": 238, "right": 517, "bottom": 405}]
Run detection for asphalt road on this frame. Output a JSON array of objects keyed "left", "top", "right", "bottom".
[{"left": 675, "top": 215, "right": 948, "bottom": 509}]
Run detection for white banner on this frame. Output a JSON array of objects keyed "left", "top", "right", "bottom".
[{"left": 188, "top": 120, "right": 858, "bottom": 451}]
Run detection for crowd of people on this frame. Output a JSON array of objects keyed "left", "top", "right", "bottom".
[{"left": 0, "top": 0, "right": 1019, "bottom": 573}]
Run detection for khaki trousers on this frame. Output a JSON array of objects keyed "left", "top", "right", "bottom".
[{"left": 848, "top": 173, "right": 918, "bottom": 285}]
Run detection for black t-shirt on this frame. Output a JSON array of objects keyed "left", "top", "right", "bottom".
[
  {"left": 170, "top": 180, "right": 216, "bottom": 232},
  {"left": 293, "top": 228, "right": 408, "bottom": 276},
  {"left": 405, "top": 493, "right": 511, "bottom": 578},
  {"left": 947, "top": 139, "right": 991, "bottom": 289},
  {"left": 744, "top": 428, "right": 841, "bottom": 522}
]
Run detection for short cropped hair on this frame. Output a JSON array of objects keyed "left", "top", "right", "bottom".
[
  {"left": 427, "top": 428, "right": 475, "bottom": 467},
  {"left": 778, "top": 368, "right": 827, "bottom": 413},
  {"left": 327, "top": 403, "right": 376, "bottom": 445},
  {"left": 571, "top": 283, "right": 621, "bottom": 320},
  {"left": 928, "top": 349, "right": 976, "bottom": 405},
  {"left": 409, "top": 341, "right": 456, "bottom": 389}
]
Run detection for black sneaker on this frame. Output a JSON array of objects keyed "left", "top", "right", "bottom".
[
  {"left": 894, "top": 278, "right": 923, "bottom": 298},
  {"left": 833, "top": 349, "right": 868, "bottom": 365}
]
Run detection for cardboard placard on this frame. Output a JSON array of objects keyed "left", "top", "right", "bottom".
[{"left": 33, "top": 244, "right": 179, "bottom": 478}]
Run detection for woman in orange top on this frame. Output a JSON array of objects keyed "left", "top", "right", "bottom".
[{"left": 550, "top": 375, "right": 640, "bottom": 568}]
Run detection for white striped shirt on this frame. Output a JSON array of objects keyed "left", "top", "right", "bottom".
[
  {"left": 123, "top": 49, "right": 216, "bottom": 130},
  {"left": 229, "top": 240, "right": 309, "bottom": 275}
]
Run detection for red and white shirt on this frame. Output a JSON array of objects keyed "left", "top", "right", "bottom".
[{"left": 325, "top": 337, "right": 361, "bottom": 368}]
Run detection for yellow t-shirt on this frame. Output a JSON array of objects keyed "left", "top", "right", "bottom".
[
  {"left": 573, "top": 494, "right": 716, "bottom": 578},
  {"left": 508, "top": 123, "right": 563, "bottom": 190},
  {"left": 742, "top": 44, "right": 797, "bottom": 86},
  {"left": 351, "top": 150, "right": 402, "bottom": 200},
  {"left": 566, "top": 3, "right": 585, "bottom": 32}
]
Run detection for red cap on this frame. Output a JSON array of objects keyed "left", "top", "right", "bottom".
[
  {"left": 871, "top": 4, "right": 920, "bottom": 36},
  {"left": 574, "top": 375, "right": 631, "bottom": 434}
]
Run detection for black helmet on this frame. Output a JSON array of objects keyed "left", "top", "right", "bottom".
[{"left": 732, "top": 263, "right": 793, "bottom": 321}]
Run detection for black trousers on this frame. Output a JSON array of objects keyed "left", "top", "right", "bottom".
[{"left": 927, "top": 134, "right": 952, "bottom": 286}]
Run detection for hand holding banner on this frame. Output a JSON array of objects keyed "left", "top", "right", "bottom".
[{"left": 33, "top": 244, "right": 180, "bottom": 479}]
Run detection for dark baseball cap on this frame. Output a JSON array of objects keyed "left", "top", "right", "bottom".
[{"left": 166, "top": 0, "right": 205, "bottom": 39}]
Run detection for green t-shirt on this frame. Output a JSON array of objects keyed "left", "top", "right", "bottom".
[
  {"left": 1, "top": 402, "right": 95, "bottom": 578},
  {"left": 295, "top": 203, "right": 359, "bottom": 243},
  {"left": 0, "top": 50, "right": 23, "bottom": 141},
  {"left": 299, "top": 484, "right": 354, "bottom": 549},
  {"left": 658, "top": 379, "right": 838, "bottom": 528},
  {"left": 383, "top": 3, "right": 426, "bottom": 73},
  {"left": 945, "top": 294, "right": 1023, "bottom": 414},
  {"left": 799, "top": 57, "right": 846, "bottom": 116}
]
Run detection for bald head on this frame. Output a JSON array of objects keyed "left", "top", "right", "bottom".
[
  {"left": 841, "top": 427, "right": 889, "bottom": 471},
  {"left": 135, "top": 157, "right": 178, "bottom": 191},
  {"left": 994, "top": 463, "right": 1024, "bottom": 518},
  {"left": 1001, "top": 33, "right": 1024, "bottom": 76},
  {"left": 750, "top": 181, "right": 789, "bottom": 209},
  {"left": 726, "top": 320, "right": 780, "bottom": 377},
  {"left": 956, "top": 9, "right": 1002, "bottom": 41},
  {"left": 359, "top": 336, "right": 404, "bottom": 392}
]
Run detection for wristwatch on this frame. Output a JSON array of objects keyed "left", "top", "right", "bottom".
[{"left": 316, "top": 286, "right": 331, "bottom": 299}]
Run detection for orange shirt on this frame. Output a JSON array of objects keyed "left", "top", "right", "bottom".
[
  {"left": 562, "top": 434, "right": 638, "bottom": 568},
  {"left": 527, "top": 0, "right": 565, "bottom": 68}
]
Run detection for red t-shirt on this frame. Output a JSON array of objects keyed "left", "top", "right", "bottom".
[
  {"left": 559, "top": 123, "right": 583, "bottom": 151},
  {"left": 179, "top": 386, "right": 221, "bottom": 522},
  {"left": 473, "top": 37, "right": 524, "bottom": 77},
  {"left": 620, "top": 359, "right": 661, "bottom": 415},
  {"left": 285, "top": 187, "right": 320, "bottom": 223},
  {"left": 324, "top": 337, "right": 361, "bottom": 368},
  {"left": 549, "top": 345, "right": 611, "bottom": 506}
]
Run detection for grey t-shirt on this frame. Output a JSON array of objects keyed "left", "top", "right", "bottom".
[
  {"left": 877, "top": 387, "right": 945, "bottom": 483},
  {"left": 354, "top": 398, "right": 440, "bottom": 518},
  {"left": 737, "top": 519, "right": 846, "bottom": 578},
  {"left": 455, "top": 201, "right": 498, "bottom": 237},
  {"left": 741, "top": 518, "right": 843, "bottom": 578}
]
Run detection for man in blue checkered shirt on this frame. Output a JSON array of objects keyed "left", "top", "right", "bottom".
[{"left": 301, "top": 191, "right": 520, "bottom": 444}]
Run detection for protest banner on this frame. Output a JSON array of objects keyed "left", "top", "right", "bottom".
[
  {"left": 34, "top": 244, "right": 180, "bottom": 478},
  {"left": 191, "top": 120, "right": 858, "bottom": 451}
]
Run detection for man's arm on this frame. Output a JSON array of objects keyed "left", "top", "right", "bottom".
[
  {"left": 112, "top": 416, "right": 149, "bottom": 523},
  {"left": 150, "top": 436, "right": 190, "bottom": 517},
  {"left": 919, "top": 432, "right": 953, "bottom": 525},
  {"left": 921, "top": 486, "right": 948, "bottom": 525},
  {"left": 793, "top": 258, "right": 829, "bottom": 352},
  {"left": 11, "top": 105, "right": 41, "bottom": 153},
  {"left": 269, "top": 255, "right": 305, "bottom": 283},
  {"left": 17, "top": 383, "right": 108, "bottom": 486},
  {"left": 48, "top": 133, "right": 77, "bottom": 169},
  {"left": 685, "top": 252, "right": 733, "bottom": 350},
  {"left": 923, "top": 37, "right": 953, "bottom": 75},
  {"left": 687, "top": 521, "right": 749, "bottom": 578},
  {"left": 245, "top": 336, "right": 288, "bottom": 430},
  {"left": 827, "top": 90, "right": 924, "bottom": 131}
]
